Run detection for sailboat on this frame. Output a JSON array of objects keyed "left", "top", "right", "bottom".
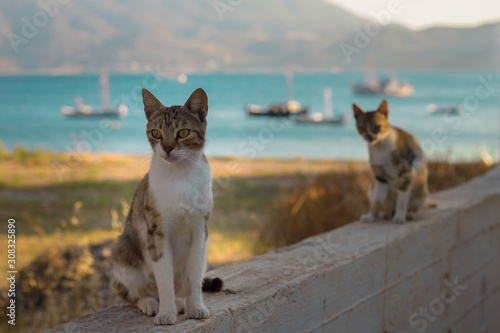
[
  {"left": 351, "top": 57, "right": 414, "bottom": 97},
  {"left": 245, "top": 70, "right": 309, "bottom": 117},
  {"left": 296, "top": 87, "right": 348, "bottom": 125},
  {"left": 61, "top": 70, "right": 128, "bottom": 117}
]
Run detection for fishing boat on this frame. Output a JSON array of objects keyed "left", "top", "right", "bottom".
[
  {"left": 296, "top": 88, "right": 348, "bottom": 125},
  {"left": 352, "top": 57, "right": 414, "bottom": 97},
  {"left": 245, "top": 101, "right": 309, "bottom": 117},
  {"left": 296, "top": 112, "right": 348, "bottom": 125},
  {"left": 61, "top": 70, "right": 128, "bottom": 118},
  {"left": 245, "top": 70, "right": 309, "bottom": 117},
  {"left": 352, "top": 77, "right": 414, "bottom": 97},
  {"left": 426, "top": 104, "right": 463, "bottom": 115}
]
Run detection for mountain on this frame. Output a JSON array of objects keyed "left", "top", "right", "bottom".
[{"left": 0, "top": 0, "right": 498, "bottom": 74}]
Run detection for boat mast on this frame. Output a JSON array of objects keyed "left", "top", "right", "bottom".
[
  {"left": 285, "top": 70, "right": 294, "bottom": 102},
  {"left": 324, "top": 87, "right": 333, "bottom": 119},
  {"left": 364, "top": 54, "right": 378, "bottom": 86},
  {"left": 100, "top": 69, "right": 110, "bottom": 108}
]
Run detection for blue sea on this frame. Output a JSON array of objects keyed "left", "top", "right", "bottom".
[{"left": 0, "top": 72, "right": 499, "bottom": 160}]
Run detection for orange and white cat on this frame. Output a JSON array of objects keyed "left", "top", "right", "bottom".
[{"left": 353, "top": 100, "right": 428, "bottom": 224}]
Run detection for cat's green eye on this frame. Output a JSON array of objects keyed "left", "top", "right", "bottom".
[
  {"left": 151, "top": 129, "right": 162, "bottom": 139},
  {"left": 177, "top": 129, "right": 190, "bottom": 139}
]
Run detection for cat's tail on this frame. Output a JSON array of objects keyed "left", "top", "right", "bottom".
[{"left": 202, "top": 277, "right": 223, "bottom": 292}]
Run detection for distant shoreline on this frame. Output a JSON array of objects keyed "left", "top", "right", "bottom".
[{"left": 1, "top": 69, "right": 499, "bottom": 77}]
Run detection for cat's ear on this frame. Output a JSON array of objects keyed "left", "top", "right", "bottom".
[
  {"left": 185, "top": 88, "right": 208, "bottom": 121},
  {"left": 377, "top": 99, "right": 389, "bottom": 117},
  {"left": 142, "top": 88, "right": 164, "bottom": 121},
  {"left": 352, "top": 103, "right": 364, "bottom": 119}
]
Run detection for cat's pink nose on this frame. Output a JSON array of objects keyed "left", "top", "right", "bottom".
[{"left": 163, "top": 146, "right": 174, "bottom": 154}]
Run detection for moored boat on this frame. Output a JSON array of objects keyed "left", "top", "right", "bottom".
[
  {"left": 352, "top": 77, "right": 414, "bottom": 97},
  {"left": 61, "top": 104, "right": 128, "bottom": 117},
  {"left": 295, "top": 88, "right": 348, "bottom": 125},
  {"left": 245, "top": 100, "right": 309, "bottom": 117},
  {"left": 352, "top": 56, "right": 414, "bottom": 97},
  {"left": 61, "top": 70, "right": 128, "bottom": 118},
  {"left": 426, "top": 104, "right": 463, "bottom": 115},
  {"left": 296, "top": 112, "right": 348, "bottom": 125}
]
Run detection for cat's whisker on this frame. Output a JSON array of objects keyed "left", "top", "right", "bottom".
[
  {"left": 134, "top": 153, "right": 153, "bottom": 169},
  {"left": 181, "top": 152, "right": 208, "bottom": 168}
]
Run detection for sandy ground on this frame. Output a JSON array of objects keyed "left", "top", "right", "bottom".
[{"left": 0, "top": 152, "right": 369, "bottom": 187}]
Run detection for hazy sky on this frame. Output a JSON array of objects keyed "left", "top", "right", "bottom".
[{"left": 327, "top": 0, "right": 500, "bottom": 30}]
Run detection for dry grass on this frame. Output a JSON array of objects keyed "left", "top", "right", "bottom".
[
  {"left": 0, "top": 241, "right": 119, "bottom": 333},
  {"left": 256, "top": 160, "right": 494, "bottom": 250},
  {"left": 426, "top": 161, "right": 493, "bottom": 193},
  {"left": 256, "top": 170, "right": 372, "bottom": 252},
  {"left": 0, "top": 230, "right": 121, "bottom": 289},
  {"left": 207, "top": 231, "right": 258, "bottom": 266}
]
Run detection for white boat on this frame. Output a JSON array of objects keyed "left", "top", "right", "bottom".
[
  {"left": 296, "top": 112, "right": 348, "bottom": 125},
  {"left": 245, "top": 70, "right": 309, "bottom": 117},
  {"left": 61, "top": 70, "right": 127, "bottom": 118},
  {"left": 296, "top": 88, "right": 348, "bottom": 125},
  {"left": 426, "top": 104, "right": 463, "bottom": 115},
  {"left": 352, "top": 56, "right": 414, "bottom": 97},
  {"left": 245, "top": 101, "right": 309, "bottom": 117}
]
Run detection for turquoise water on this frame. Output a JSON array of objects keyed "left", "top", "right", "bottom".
[{"left": 0, "top": 72, "right": 498, "bottom": 160}]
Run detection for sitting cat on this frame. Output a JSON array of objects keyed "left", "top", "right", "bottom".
[
  {"left": 353, "top": 100, "right": 428, "bottom": 224},
  {"left": 110, "top": 88, "right": 222, "bottom": 325}
]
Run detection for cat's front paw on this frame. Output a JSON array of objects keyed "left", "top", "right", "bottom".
[
  {"left": 137, "top": 297, "right": 159, "bottom": 317},
  {"left": 154, "top": 311, "right": 177, "bottom": 325},
  {"left": 360, "top": 213, "right": 375, "bottom": 223},
  {"left": 188, "top": 304, "right": 209, "bottom": 319},
  {"left": 392, "top": 215, "right": 406, "bottom": 224}
]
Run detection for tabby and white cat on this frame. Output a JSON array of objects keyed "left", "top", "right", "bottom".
[
  {"left": 111, "top": 88, "right": 222, "bottom": 325},
  {"left": 353, "top": 100, "right": 428, "bottom": 224}
]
